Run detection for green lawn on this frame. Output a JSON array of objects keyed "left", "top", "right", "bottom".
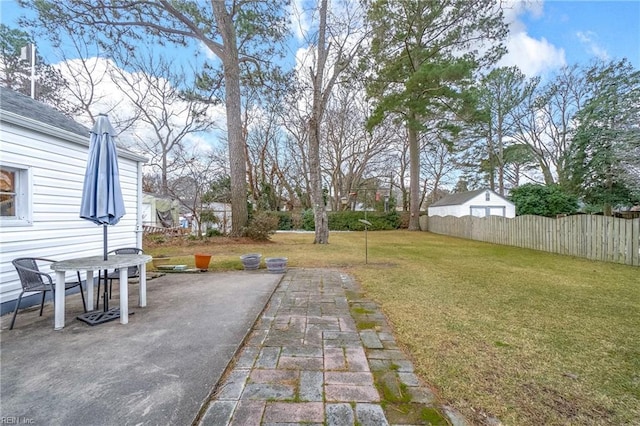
[{"left": 146, "top": 230, "right": 640, "bottom": 425}]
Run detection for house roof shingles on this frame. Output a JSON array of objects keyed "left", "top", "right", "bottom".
[
  {"left": 0, "top": 86, "right": 89, "bottom": 137},
  {"left": 430, "top": 189, "right": 489, "bottom": 207}
]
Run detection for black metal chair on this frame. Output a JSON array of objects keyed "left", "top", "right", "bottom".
[
  {"left": 97, "top": 247, "right": 144, "bottom": 303},
  {"left": 10, "top": 257, "right": 87, "bottom": 330}
]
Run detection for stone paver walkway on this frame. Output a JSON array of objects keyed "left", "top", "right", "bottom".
[{"left": 197, "top": 269, "right": 464, "bottom": 426}]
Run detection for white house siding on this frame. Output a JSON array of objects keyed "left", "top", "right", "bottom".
[
  {"left": 428, "top": 205, "right": 461, "bottom": 217},
  {"left": 0, "top": 114, "right": 145, "bottom": 314},
  {"left": 428, "top": 190, "right": 516, "bottom": 218}
]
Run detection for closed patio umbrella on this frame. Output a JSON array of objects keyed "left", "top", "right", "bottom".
[{"left": 78, "top": 114, "right": 126, "bottom": 325}]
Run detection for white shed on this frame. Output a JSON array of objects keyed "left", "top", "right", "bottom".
[
  {"left": 428, "top": 189, "right": 515, "bottom": 218},
  {"left": 0, "top": 87, "right": 147, "bottom": 315}
]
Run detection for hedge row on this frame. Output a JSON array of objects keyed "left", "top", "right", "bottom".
[{"left": 272, "top": 210, "right": 402, "bottom": 231}]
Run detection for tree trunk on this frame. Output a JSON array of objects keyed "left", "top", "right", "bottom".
[
  {"left": 161, "top": 152, "right": 168, "bottom": 196},
  {"left": 225, "top": 70, "right": 248, "bottom": 235},
  {"left": 213, "top": 4, "right": 248, "bottom": 235},
  {"left": 487, "top": 127, "right": 496, "bottom": 192},
  {"left": 542, "top": 163, "right": 556, "bottom": 185},
  {"left": 497, "top": 143, "right": 505, "bottom": 195},
  {"left": 309, "top": 0, "right": 331, "bottom": 244},
  {"left": 408, "top": 124, "right": 420, "bottom": 230},
  {"left": 309, "top": 116, "right": 329, "bottom": 243}
]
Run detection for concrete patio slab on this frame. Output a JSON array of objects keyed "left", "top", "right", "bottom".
[{"left": 0, "top": 271, "right": 281, "bottom": 426}]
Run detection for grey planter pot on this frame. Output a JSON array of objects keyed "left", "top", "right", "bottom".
[
  {"left": 265, "top": 257, "right": 287, "bottom": 274},
  {"left": 240, "top": 253, "right": 262, "bottom": 270}
]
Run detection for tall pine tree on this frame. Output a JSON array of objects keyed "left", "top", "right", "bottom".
[{"left": 365, "top": 0, "right": 507, "bottom": 229}]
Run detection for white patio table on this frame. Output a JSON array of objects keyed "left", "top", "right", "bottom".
[{"left": 50, "top": 254, "right": 152, "bottom": 330}]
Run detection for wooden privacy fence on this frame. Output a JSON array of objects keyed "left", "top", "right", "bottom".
[{"left": 427, "top": 215, "right": 640, "bottom": 266}]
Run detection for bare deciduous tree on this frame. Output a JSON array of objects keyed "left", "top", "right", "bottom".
[
  {"left": 511, "top": 65, "right": 589, "bottom": 186},
  {"left": 244, "top": 96, "right": 289, "bottom": 211},
  {"left": 109, "top": 53, "right": 219, "bottom": 195},
  {"left": 166, "top": 146, "right": 226, "bottom": 237},
  {"left": 295, "top": 0, "right": 368, "bottom": 243},
  {"left": 52, "top": 38, "right": 140, "bottom": 131},
  {"left": 321, "top": 83, "right": 395, "bottom": 211},
  {"left": 279, "top": 94, "right": 313, "bottom": 210},
  {"left": 21, "top": 0, "right": 289, "bottom": 235}
]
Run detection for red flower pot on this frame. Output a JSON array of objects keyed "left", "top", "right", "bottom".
[{"left": 194, "top": 253, "right": 212, "bottom": 270}]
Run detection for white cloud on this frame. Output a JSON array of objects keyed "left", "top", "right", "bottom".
[
  {"left": 289, "top": 0, "right": 312, "bottom": 41},
  {"left": 52, "top": 57, "right": 226, "bottom": 155},
  {"left": 498, "top": 32, "right": 566, "bottom": 76},
  {"left": 501, "top": 0, "right": 544, "bottom": 33},
  {"left": 295, "top": 45, "right": 314, "bottom": 74},
  {"left": 197, "top": 41, "right": 221, "bottom": 64},
  {"left": 53, "top": 57, "right": 138, "bottom": 130},
  {"left": 185, "top": 132, "right": 225, "bottom": 155},
  {"left": 576, "top": 31, "right": 609, "bottom": 61},
  {"left": 497, "top": 1, "right": 566, "bottom": 76}
]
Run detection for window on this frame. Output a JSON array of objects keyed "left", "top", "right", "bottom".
[
  {"left": 485, "top": 191, "right": 490, "bottom": 201},
  {"left": 0, "top": 164, "right": 32, "bottom": 226}
]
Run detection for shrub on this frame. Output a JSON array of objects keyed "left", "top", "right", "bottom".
[
  {"left": 206, "top": 228, "right": 222, "bottom": 237},
  {"left": 342, "top": 211, "right": 400, "bottom": 230},
  {"left": 398, "top": 212, "right": 411, "bottom": 229},
  {"left": 243, "top": 211, "right": 279, "bottom": 241},
  {"left": 290, "top": 211, "right": 304, "bottom": 230},
  {"left": 273, "top": 211, "right": 293, "bottom": 230},
  {"left": 380, "top": 210, "right": 401, "bottom": 229},
  {"left": 302, "top": 209, "right": 315, "bottom": 231},
  {"left": 328, "top": 211, "right": 401, "bottom": 230},
  {"left": 296, "top": 209, "right": 402, "bottom": 231},
  {"left": 509, "top": 184, "right": 579, "bottom": 217}
]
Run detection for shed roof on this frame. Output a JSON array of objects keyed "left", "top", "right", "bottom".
[
  {"left": 430, "top": 189, "right": 494, "bottom": 207},
  {"left": 0, "top": 86, "right": 89, "bottom": 136}
]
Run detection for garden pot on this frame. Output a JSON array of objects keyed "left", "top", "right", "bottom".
[
  {"left": 194, "top": 253, "right": 212, "bottom": 270},
  {"left": 265, "top": 257, "right": 287, "bottom": 274},
  {"left": 152, "top": 256, "right": 172, "bottom": 268},
  {"left": 240, "top": 253, "right": 262, "bottom": 270}
]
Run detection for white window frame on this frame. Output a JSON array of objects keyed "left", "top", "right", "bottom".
[
  {"left": 0, "top": 162, "right": 33, "bottom": 227},
  {"left": 470, "top": 205, "right": 506, "bottom": 217}
]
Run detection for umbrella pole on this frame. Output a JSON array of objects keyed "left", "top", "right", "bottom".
[
  {"left": 103, "top": 224, "right": 108, "bottom": 312},
  {"left": 78, "top": 224, "right": 121, "bottom": 325},
  {"left": 103, "top": 225, "right": 108, "bottom": 260}
]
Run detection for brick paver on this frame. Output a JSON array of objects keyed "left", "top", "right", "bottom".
[{"left": 198, "top": 269, "right": 465, "bottom": 425}]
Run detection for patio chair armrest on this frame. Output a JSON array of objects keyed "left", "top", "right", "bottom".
[{"left": 30, "top": 257, "right": 57, "bottom": 264}]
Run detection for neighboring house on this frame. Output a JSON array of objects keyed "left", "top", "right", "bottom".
[
  {"left": 0, "top": 87, "right": 147, "bottom": 315},
  {"left": 428, "top": 189, "right": 516, "bottom": 218},
  {"left": 197, "top": 201, "right": 232, "bottom": 235},
  {"left": 142, "top": 193, "right": 180, "bottom": 228}
]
